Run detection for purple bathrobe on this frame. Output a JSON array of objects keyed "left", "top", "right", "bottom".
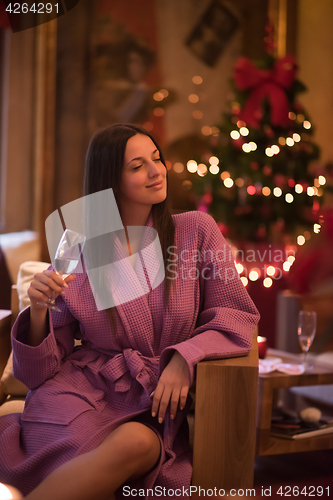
[{"left": 0, "top": 211, "right": 259, "bottom": 498}]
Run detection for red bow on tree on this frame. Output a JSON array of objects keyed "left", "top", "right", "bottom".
[{"left": 234, "top": 55, "right": 298, "bottom": 128}]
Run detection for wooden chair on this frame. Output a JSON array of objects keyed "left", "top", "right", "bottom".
[
  {"left": 192, "top": 329, "right": 258, "bottom": 490},
  {"left": 1, "top": 285, "right": 259, "bottom": 490}
]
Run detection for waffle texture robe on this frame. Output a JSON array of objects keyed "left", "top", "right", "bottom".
[{"left": 0, "top": 211, "right": 260, "bottom": 498}]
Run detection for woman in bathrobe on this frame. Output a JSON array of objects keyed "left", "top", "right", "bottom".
[{"left": 0, "top": 124, "right": 260, "bottom": 499}]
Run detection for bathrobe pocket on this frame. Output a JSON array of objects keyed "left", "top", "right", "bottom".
[{"left": 21, "top": 370, "right": 107, "bottom": 426}]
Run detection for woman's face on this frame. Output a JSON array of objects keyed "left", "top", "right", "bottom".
[{"left": 118, "top": 134, "right": 167, "bottom": 212}]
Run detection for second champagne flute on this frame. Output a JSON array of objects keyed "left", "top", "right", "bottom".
[{"left": 297, "top": 310, "right": 317, "bottom": 371}]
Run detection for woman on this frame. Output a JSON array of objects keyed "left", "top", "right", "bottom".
[{"left": 0, "top": 124, "right": 259, "bottom": 499}]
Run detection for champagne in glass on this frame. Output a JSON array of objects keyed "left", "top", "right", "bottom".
[
  {"left": 37, "top": 229, "right": 86, "bottom": 312},
  {"left": 54, "top": 257, "right": 80, "bottom": 277},
  {"left": 297, "top": 311, "right": 317, "bottom": 370}
]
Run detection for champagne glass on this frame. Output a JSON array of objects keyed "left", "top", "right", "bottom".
[
  {"left": 37, "top": 229, "right": 86, "bottom": 312},
  {"left": 297, "top": 311, "right": 317, "bottom": 370}
]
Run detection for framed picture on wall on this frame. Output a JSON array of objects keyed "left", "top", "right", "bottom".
[{"left": 186, "top": 0, "right": 239, "bottom": 67}]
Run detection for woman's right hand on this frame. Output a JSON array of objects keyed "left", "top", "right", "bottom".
[{"left": 28, "top": 270, "right": 75, "bottom": 311}]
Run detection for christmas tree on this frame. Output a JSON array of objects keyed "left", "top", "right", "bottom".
[{"left": 190, "top": 32, "right": 323, "bottom": 244}]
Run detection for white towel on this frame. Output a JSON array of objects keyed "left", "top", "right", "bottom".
[{"left": 259, "top": 358, "right": 305, "bottom": 375}]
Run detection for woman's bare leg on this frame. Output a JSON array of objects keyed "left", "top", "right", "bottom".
[{"left": 24, "top": 422, "right": 161, "bottom": 500}]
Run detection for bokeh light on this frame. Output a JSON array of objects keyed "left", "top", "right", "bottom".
[
  {"left": 239, "top": 127, "right": 249, "bottom": 136},
  {"left": 201, "top": 126, "right": 212, "bottom": 136},
  {"left": 188, "top": 94, "right": 199, "bottom": 103},
  {"left": 266, "top": 266, "right": 276, "bottom": 276},
  {"left": 230, "top": 130, "right": 240, "bottom": 140},
  {"left": 221, "top": 171, "right": 230, "bottom": 180},
  {"left": 249, "top": 269, "right": 260, "bottom": 281},
  {"left": 242, "top": 143, "right": 251, "bottom": 153},
  {"left": 197, "top": 164, "right": 208, "bottom": 177},
  {"left": 224, "top": 177, "right": 234, "bottom": 188},
  {"left": 241, "top": 276, "right": 248, "bottom": 286},
  {"left": 192, "top": 76, "right": 203, "bottom": 84},
  {"left": 173, "top": 162, "right": 184, "bottom": 173},
  {"left": 209, "top": 165, "right": 219, "bottom": 174},
  {"left": 263, "top": 277, "right": 273, "bottom": 288},
  {"left": 209, "top": 156, "right": 219, "bottom": 165},
  {"left": 192, "top": 110, "right": 203, "bottom": 120},
  {"left": 187, "top": 160, "right": 198, "bottom": 173}
]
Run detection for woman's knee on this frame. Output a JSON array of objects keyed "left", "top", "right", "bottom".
[{"left": 102, "top": 421, "right": 160, "bottom": 466}]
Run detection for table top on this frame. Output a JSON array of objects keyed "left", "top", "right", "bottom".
[
  {"left": 259, "top": 348, "right": 333, "bottom": 386},
  {"left": 0, "top": 310, "right": 11, "bottom": 321}
]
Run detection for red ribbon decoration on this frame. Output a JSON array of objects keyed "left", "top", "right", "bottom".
[{"left": 234, "top": 55, "right": 298, "bottom": 128}]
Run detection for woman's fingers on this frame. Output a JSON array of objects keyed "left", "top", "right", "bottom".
[
  {"left": 151, "top": 383, "right": 164, "bottom": 419},
  {"left": 168, "top": 385, "right": 189, "bottom": 418},
  {"left": 28, "top": 282, "right": 51, "bottom": 303},
  {"left": 43, "top": 270, "right": 69, "bottom": 290},
  {"left": 28, "top": 270, "right": 74, "bottom": 307},
  {"left": 179, "top": 385, "right": 189, "bottom": 411},
  {"left": 29, "top": 278, "right": 60, "bottom": 302},
  {"left": 64, "top": 274, "right": 76, "bottom": 285},
  {"left": 169, "top": 387, "right": 181, "bottom": 419},
  {"left": 29, "top": 280, "right": 54, "bottom": 301},
  {"left": 151, "top": 384, "right": 188, "bottom": 423},
  {"left": 154, "top": 384, "right": 172, "bottom": 423}
]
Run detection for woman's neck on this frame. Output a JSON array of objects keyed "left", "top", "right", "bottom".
[
  {"left": 119, "top": 205, "right": 152, "bottom": 228},
  {"left": 122, "top": 209, "right": 152, "bottom": 256}
]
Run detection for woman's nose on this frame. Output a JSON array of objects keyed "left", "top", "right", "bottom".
[{"left": 148, "top": 161, "right": 161, "bottom": 176}]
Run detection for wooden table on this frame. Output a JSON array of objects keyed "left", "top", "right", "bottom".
[{"left": 256, "top": 349, "right": 333, "bottom": 456}]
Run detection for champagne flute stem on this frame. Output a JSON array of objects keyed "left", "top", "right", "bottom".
[
  {"left": 303, "top": 350, "right": 308, "bottom": 371},
  {"left": 49, "top": 290, "right": 56, "bottom": 305}
]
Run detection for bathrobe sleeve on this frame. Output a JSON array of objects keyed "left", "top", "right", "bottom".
[
  {"left": 159, "top": 212, "right": 260, "bottom": 386},
  {"left": 11, "top": 300, "right": 78, "bottom": 390}
]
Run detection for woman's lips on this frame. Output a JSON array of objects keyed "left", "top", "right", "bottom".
[{"left": 146, "top": 181, "right": 163, "bottom": 188}]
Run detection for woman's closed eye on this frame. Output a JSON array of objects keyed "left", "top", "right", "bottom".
[{"left": 133, "top": 164, "right": 143, "bottom": 170}]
